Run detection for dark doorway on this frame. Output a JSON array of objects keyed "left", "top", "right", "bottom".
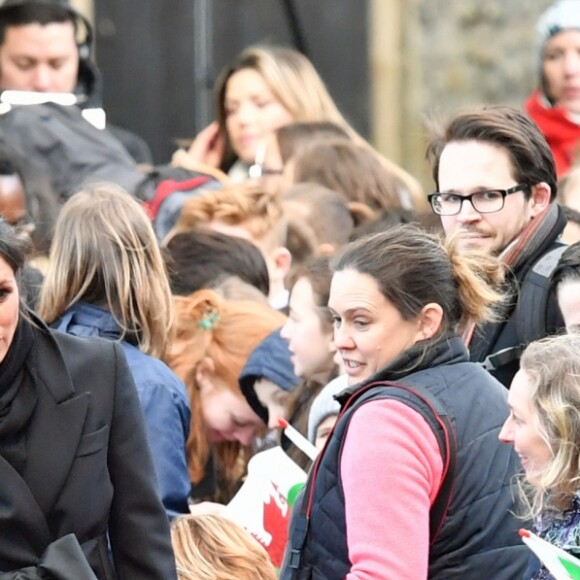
[{"left": 94, "top": 0, "right": 370, "bottom": 164}]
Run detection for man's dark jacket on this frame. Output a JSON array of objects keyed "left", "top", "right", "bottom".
[{"left": 469, "top": 205, "right": 567, "bottom": 387}]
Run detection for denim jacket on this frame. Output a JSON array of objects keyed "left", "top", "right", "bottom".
[{"left": 53, "top": 302, "right": 191, "bottom": 519}]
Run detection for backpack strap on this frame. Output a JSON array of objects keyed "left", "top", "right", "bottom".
[
  {"left": 142, "top": 175, "right": 213, "bottom": 220},
  {"left": 481, "top": 245, "right": 567, "bottom": 372},
  {"left": 514, "top": 245, "right": 567, "bottom": 345},
  {"left": 481, "top": 345, "right": 524, "bottom": 372}
]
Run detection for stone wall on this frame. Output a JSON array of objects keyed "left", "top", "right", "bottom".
[
  {"left": 419, "top": 0, "right": 553, "bottom": 113},
  {"left": 371, "top": 0, "right": 556, "bottom": 188}
]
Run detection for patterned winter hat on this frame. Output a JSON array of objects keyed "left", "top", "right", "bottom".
[{"left": 536, "top": 0, "right": 580, "bottom": 65}]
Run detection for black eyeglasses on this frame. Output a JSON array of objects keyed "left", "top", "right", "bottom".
[{"left": 428, "top": 184, "right": 529, "bottom": 216}]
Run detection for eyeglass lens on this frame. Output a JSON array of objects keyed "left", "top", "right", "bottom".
[{"left": 434, "top": 191, "right": 504, "bottom": 215}]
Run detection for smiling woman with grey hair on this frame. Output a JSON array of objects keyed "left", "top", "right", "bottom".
[{"left": 500, "top": 333, "right": 580, "bottom": 579}]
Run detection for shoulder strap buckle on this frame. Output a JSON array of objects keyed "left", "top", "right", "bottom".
[{"left": 481, "top": 345, "right": 524, "bottom": 371}]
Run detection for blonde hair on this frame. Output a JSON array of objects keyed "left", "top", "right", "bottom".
[
  {"left": 445, "top": 232, "right": 505, "bottom": 328},
  {"left": 517, "top": 333, "right": 580, "bottom": 519},
  {"left": 169, "top": 181, "right": 287, "bottom": 252},
  {"left": 171, "top": 515, "right": 276, "bottom": 580},
  {"left": 216, "top": 46, "right": 346, "bottom": 139},
  {"left": 216, "top": 45, "right": 424, "bottom": 209},
  {"left": 39, "top": 183, "right": 173, "bottom": 358},
  {"left": 165, "top": 289, "right": 286, "bottom": 499}
]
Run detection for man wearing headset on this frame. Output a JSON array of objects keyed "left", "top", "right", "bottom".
[{"left": 0, "top": 0, "right": 152, "bottom": 164}]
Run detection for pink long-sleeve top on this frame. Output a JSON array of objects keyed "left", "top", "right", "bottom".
[{"left": 341, "top": 399, "right": 444, "bottom": 579}]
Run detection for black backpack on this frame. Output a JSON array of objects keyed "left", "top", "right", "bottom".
[
  {"left": 139, "top": 166, "right": 221, "bottom": 240},
  {"left": 0, "top": 102, "right": 144, "bottom": 201},
  {"left": 482, "top": 244, "right": 567, "bottom": 372}
]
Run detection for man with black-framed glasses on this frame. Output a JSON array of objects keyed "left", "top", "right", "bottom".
[{"left": 426, "top": 105, "right": 567, "bottom": 387}]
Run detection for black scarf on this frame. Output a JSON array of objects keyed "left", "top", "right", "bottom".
[{"left": 0, "top": 314, "right": 38, "bottom": 475}]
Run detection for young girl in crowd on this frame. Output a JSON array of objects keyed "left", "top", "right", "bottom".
[
  {"left": 307, "top": 374, "right": 346, "bottom": 450},
  {"left": 500, "top": 333, "right": 580, "bottom": 579},
  {"left": 39, "top": 183, "right": 191, "bottom": 519},
  {"left": 171, "top": 514, "right": 276, "bottom": 580},
  {"left": 239, "top": 328, "right": 300, "bottom": 431},
  {"left": 280, "top": 256, "right": 338, "bottom": 469},
  {"left": 165, "top": 289, "right": 286, "bottom": 503},
  {"left": 281, "top": 225, "right": 527, "bottom": 579}
]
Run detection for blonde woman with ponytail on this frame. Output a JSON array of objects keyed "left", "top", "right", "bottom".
[
  {"left": 499, "top": 333, "right": 580, "bottom": 579},
  {"left": 280, "top": 224, "right": 528, "bottom": 580}
]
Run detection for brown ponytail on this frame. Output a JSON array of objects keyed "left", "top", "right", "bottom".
[{"left": 445, "top": 234, "right": 505, "bottom": 329}]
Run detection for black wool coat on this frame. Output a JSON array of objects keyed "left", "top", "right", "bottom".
[{"left": 0, "top": 320, "right": 177, "bottom": 579}]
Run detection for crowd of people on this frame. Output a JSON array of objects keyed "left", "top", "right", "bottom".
[{"left": 1, "top": 0, "right": 580, "bottom": 579}]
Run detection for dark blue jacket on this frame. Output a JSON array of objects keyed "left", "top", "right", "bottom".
[
  {"left": 53, "top": 303, "right": 191, "bottom": 518},
  {"left": 281, "top": 335, "right": 529, "bottom": 579}
]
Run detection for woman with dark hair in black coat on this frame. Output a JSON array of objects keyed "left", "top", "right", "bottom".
[{"left": 0, "top": 219, "right": 176, "bottom": 579}]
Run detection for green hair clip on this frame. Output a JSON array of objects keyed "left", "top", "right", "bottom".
[{"left": 199, "top": 311, "right": 220, "bottom": 330}]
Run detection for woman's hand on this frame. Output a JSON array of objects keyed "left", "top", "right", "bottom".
[{"left": 185, "top": 121, "right": 226, "bottom": 168}]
